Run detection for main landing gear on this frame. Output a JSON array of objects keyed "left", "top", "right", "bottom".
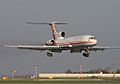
[{"left": 47, "top": 52, "right": 53, "bottom": 57}]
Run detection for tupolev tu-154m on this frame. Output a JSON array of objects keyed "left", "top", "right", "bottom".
[{"left": 3, "top": 21, "right": 119, "bottom": 57}]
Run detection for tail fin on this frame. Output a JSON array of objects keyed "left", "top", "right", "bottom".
[{"left": 26, "top": 21, "right": 68, "bottom": 40}]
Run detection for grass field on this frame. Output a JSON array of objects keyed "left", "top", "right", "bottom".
[{"left": 0, "top": 79, "right": 120, "bottom": 84}]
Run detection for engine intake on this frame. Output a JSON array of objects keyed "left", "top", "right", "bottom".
[
  {"left": 45, "top": 39, "right": 55, "bottom": 46},
  {"left": 59, "top": 31, "right": 65, "bottom": 37}
]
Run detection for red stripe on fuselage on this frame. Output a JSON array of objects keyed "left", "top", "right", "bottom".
[{"left": 56, "top": 41, "right": 96, "bottom": 46}]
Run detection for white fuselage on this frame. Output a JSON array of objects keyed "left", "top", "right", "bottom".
[{"left": 55, "top": 35, "right": 97, "bottom": 47}]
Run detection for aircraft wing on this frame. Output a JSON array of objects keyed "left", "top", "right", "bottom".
[
  {"left": 2, "top": 45, "right": 61, "bottom": 51},
  {"left": 2, "top": 45, "right": 119, "bottom": 52},
  {"left": 90, "top": 46, "right": 119, "bottom": 51}
]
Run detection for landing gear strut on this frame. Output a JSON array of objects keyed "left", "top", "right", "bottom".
[
  {"left": 47, "top": 52, "right": 53, "bottom": 57},
  {"left": 83, "top": 48, "right": 90, "bottom": 57}
]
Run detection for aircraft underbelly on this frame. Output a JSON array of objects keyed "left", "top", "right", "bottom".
[{"left": 72, "top": 44, "right": 94, "bottom": 47}]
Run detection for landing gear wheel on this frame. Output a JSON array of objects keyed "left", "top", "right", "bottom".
[
  {"left": 47, "top": 52, "right": 53, "bottom": 57},
  {"left": 83, "top": 53, "right": 89, "bottom": 57}
]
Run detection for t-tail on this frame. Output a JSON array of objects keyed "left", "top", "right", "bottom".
[{"left": 26, "top": 21, "right": 68, "bottom": 40}]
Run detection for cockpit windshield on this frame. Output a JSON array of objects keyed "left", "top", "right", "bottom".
[{"left": 89, "top": 36, "right": 96, "bottom": 40}]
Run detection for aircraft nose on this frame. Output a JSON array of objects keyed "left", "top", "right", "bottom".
[
  {"left": 91, "top": 39, "right": 97, "bottom": 45},
  {"left": 94, "top": 40, "right": 97, "bottom": 45}
]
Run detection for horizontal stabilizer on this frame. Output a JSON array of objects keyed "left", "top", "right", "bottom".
[{"left": 26, "top": 21, "right": 68, "bottom": 25}]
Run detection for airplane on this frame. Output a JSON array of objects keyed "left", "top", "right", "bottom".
[{"left": 3, "top": 21, "right": 119, "bottom": 57}]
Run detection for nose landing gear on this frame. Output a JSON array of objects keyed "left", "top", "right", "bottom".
[
  {"left": 83, "top": 53, "right": 89, "bottom": 57},
  {"left": 83, "top": 48, "right": 90, "bottom": 57}
]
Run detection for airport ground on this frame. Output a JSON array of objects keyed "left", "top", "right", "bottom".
[{"left": 0, "top": 78, "right": 120, "bottom": 84}]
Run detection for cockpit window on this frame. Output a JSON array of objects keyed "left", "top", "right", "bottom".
[{"left": 89, "top": 37, "right": 96, "bottom": 40}]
